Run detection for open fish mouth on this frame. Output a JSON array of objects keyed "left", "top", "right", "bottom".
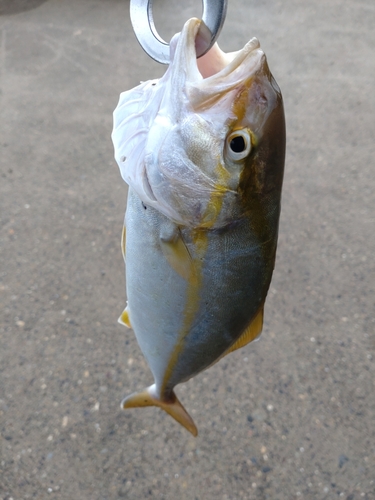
[{"left": 169, "top": 17, "right": 264, "bottom": 99}]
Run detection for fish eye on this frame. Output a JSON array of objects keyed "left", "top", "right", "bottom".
[
  {"left": 226, "top": 129, "right": 252, "bottom": 161},
  {"left": 230, "top": 136, "right": 245, "bottom": 153}
]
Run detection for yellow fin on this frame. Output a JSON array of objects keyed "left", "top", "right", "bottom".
[
  {"left": 160, "top": 229, "right": 197, "bottom": 285},
  {"left": 121, "top": 387, "right": 198, "bottom": 437},
  {"left": 121, "top": 225, "right": 126, "bottom": 259},
  {"left": 118, "top": 306, "right": 131, "bottom": 328},
  {"left": 224, "top": 307, "right": 264, "bottom": 356}
]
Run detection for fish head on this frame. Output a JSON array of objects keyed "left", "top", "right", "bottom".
[{"left": 113, "top": 18, "right": 285, "bottom": 230}]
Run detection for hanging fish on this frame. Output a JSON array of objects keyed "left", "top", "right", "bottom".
[{"left": 112, "top": 18, "right": 285, "bottom": 436}]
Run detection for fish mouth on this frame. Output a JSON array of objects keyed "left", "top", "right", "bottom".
[{"left": 169, "top": 17, "right": 264, "bottom": 93}]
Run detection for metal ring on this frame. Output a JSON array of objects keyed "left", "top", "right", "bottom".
[{"left": 130, "top": 0, "right": 227, "bottom": 64}]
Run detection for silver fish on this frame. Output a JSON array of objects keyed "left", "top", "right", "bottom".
[{"left": 112, "top": 18, "right": 285, "bottom": 436}]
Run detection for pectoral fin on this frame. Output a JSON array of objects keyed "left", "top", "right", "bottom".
[
  {"left": 224, "top": 307, "right": 264, "bottom": 356},
  {"left": 121, "top": 386, "right": 198, "bottom": 437},
  {"left": 160, "top": 227, "right": 197, "bottom": 285}
]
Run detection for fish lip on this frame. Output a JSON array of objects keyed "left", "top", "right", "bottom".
[{"left": 173, "top": 17, "right": 263, "bottom": 84}]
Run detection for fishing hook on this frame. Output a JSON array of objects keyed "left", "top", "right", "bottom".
[{"left": 129, "top": 0, "right": 228, "bottom": 64}]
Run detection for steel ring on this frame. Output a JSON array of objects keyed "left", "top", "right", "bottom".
[{"left": 129, "top": 0, "right": 227, "bottom": 64}]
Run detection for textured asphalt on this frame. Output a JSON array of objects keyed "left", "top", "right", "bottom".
[{"left": 1, "top": 1, "right": 374, "bottom": 499}]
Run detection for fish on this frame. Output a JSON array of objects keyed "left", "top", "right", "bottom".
[{"left": 112, "top": 17, "right": 285, "bottom": 436}]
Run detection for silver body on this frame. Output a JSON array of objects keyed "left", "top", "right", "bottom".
[
  {"left": 125, "top": 187, "right": 272, "bottom": 396},
  {"left": 112, "top": 18, "right": 285, "bottom": 434}
]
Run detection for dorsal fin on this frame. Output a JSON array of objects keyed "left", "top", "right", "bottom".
[{"left": 223, "top": 307, "right": 264, "bottom": 357}]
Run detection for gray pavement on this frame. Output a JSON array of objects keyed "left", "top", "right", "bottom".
[{"left": 1, "top": 0, "right": 374, "bottom": 499}]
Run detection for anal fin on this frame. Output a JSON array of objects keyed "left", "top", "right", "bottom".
[
  {"left": 118, "top": 306, "right": 131, "bottom": 328},
  {"left": 121, "top": 386, "right": 198, "bottom": 437}
]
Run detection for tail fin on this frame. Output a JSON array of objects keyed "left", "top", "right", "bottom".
[{"left": 121, "top": 387, "right": 198, "bottom": 437}]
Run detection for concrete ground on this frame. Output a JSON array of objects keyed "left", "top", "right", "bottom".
[{"left": 1, "top": 0, "right": 374, "bottom": 499}]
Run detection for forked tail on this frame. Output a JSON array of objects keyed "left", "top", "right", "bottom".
[{"left": 121, "top": 386, "right": 198, "bottom": 437}]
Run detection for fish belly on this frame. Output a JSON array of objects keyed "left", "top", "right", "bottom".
[
  {"left": 125, "top": 188, "right": 189, "bottom": 389},
  {"left": 125, "top": 188, "right": 274, "bottom": 397}
]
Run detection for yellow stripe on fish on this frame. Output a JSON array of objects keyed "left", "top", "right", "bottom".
[
  {"left": 161, "top": 229, "right": 208, "bottom": 398},
  {"left": 160, "top": 158, "right": 233, "bottom": 399}
]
